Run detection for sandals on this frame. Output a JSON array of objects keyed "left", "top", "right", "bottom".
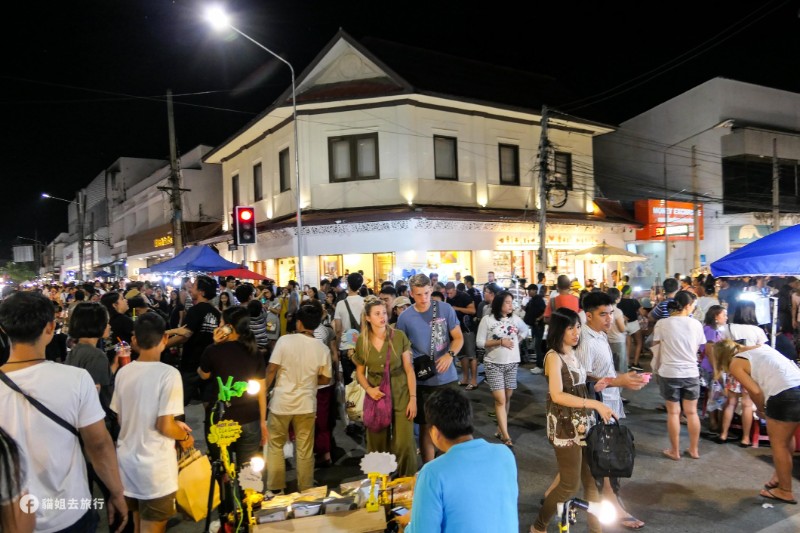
[
  {"left": 620, "top": 516, "right": 645, "bottom": 529},
  {"left": 458, "top": 381, "right": 468, "bottom": 387},
  {"left": 494, "top": 431, "right": 513, "bottom": 448},
  {"left": 465, "top": 383, "right": 479, "bottom": 390}
]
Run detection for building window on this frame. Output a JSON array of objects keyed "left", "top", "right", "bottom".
[
  {"left": 554, "top": 152, "right": 573, "bottom": 190},
  {"left": 279, "top": 149, "right": 291, "bottom": 192},
  {"left": 722, "top": 155, "right": 799, "bottom": 214},
  {"left": 231, "top": 174, "right": 240, "bottom": 207},
  {"left": 329, "top": 133, "right": 379, "bottom": 182},
  {"left": 434, "top": 135, "right": 458, "bottom": 180},
  {"left": 499, "top": 144, "right": 520, "bottom": 185},
  {"left": 253, "top": 163, "right": 263, "bottom": 201}
]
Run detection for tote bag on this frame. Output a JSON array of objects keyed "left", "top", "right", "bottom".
[{"left": 585, "top": 419, "right": 636, "bottom": 478}]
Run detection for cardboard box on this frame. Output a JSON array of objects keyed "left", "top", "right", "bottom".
[{"left": 251, "top": 507, "right": 386, "bottom": 532}]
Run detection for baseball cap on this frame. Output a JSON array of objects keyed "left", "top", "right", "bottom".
[{"left": 393, "top": 296, "right": 411, "bottom": 308}]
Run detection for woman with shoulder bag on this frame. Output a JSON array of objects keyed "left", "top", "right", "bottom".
[
  {"left": 351, "top": 295, "right": 418, "bottom": 477},
  {"left": 531, "top": 308, "right": 614, "bottom": 533}
]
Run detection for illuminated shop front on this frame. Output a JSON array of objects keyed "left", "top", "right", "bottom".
[{"left": 215, "top": 215, "right": 635, "bottom": 292}]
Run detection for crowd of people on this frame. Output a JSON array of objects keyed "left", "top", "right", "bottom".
[{"left": 1, "top": 267, "right": 799, "bottom": 532}]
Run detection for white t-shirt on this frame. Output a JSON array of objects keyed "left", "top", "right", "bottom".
[
  {"left": 269, "top": 334, "right": 332, "bottom": 415},
  {"left": 720, "top": 323, "right": 768, "bottom": 347},
  {"left": 110, "top": 361, "right": 184, "bottom": 500},
  {"left": 313, "top": 324, "right": 336, "bottom": 390},
  {"left": 0, "top": 362, "right": 105, "bottom": 533},
  {"left": 653, "top": 316, "right": 706, "bottom": 378},
  {"left": 475, "top": 314, "right": 529, "bottom": 364},
  {"left": 735, "top": 345, "right": 800, "bottom": 402},
  {"left": 607, "top": 307, "right": 626, "bottom": 344},
  {"left": 693, "top": 296, "right": 719, "bottom": 322},
  {"left": 334, "top": 295, "right": 364, "bottom": 349}
]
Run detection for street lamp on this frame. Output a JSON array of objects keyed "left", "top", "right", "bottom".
[
  {"left": 661, "top": 119, "right": 733, "bottom": 278},
  {"left": 42, "top": 192, "right": 85, "bottom": 281},
  {"left": 205, "top": 6, "right": 304, "bottom": 289}
]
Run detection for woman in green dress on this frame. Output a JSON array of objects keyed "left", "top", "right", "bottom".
[{"left": 352, "top": 295, "right": 418, "bottom": 477}]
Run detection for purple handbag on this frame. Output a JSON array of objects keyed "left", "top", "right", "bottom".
[{"left": 363, "top": 330, "right": 394, "bottom": 433}]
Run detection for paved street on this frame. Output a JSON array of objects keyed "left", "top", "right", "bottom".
[{"left": 143, "top": 353, "right": 800, "bottom": 532}]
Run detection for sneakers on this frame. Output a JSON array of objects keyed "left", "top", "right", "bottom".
[
  {"left": 530, "top": 367, "right": 544, "bottom": 375},
  {"left": 630, "top": 365, "right": 643, "bottom": 372}
]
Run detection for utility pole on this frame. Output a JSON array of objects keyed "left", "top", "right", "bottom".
[
  {"left": 772, "top": 138, "right": 780, "bottom": 232},
  {"left": 89, "top": 212, "right": 95, "bottom": 277},
  {"left": 537, "top": 106, "right": 550, "bottom": 272},
  {"left": 77, "top": 191, "right": 85, "bottom": 282},
  {"left": 691, "top": 145, "right": 700, "bottom": 273},
  {"left": 159, "top": 89, "right": 190, "bottom": 253}
]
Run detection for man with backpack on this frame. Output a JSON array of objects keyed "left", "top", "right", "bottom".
[
  {"left": 542, "top": 275, "right": 580, "bottom": 324},
  {"left": 333, "top": 272, "right": 365, "bottom": 386}
]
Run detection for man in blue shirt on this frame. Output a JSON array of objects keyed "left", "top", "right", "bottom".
[
  {"left": 405, "top": 388, "right": 518, "bottom": 533},
  {"left": 397, "top": 273, "right": 463, "bottom": 464}
]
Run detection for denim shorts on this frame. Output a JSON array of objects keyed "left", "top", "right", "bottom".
[
  {"left": 658, "top": 376, "right": 700, "bottom": 402},
  {"left": 765, "top": 386, "right": 800, "bottom": 422}
]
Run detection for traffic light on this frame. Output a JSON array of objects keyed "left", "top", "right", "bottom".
[{"left": 233, "top": 206, "right": 257, "bottom": 245}]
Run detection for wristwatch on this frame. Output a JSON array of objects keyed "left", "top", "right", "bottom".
[{"left": 447, "top": 350, "right": 456, "bottom": 357}]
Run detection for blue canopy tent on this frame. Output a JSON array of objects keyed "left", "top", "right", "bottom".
[
  {"left": 147, "top": 245, "right": 240, "bottom": 274},
  {"left": 709, "top": 224, "right": 800, "bottom": 346},
  {"left": 710, "top": 224, "right": 800, "bottom": 277}
]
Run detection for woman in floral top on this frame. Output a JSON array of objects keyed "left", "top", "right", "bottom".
[
  {"left": 475, "top": 291, "right": 529, "bottom": 448},
  {"left": 352, "top": 295, "right": 418, "bottom": 476}
]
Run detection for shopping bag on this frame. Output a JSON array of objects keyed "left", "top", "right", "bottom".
[
  {"left": 345, "top": 372, "right": 365, "bottom": 422},
  {"left": 176, "top": 449, "right": 221, "bottom": 521}
]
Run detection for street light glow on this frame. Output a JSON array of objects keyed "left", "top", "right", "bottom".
[
  {"left": 41, "top": 193, "right": 51, "bottom": 198},
  {"left": 205, "top": 5, "right": 230, "bottom": 31}
]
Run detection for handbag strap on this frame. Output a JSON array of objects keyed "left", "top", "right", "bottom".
[
  {"left": 0, "top": 369, "right": 80, "bottom": 437},
  {"left": 430, "top": 301, "right": 438, "bottom": 357},
  {"left": 383, "top": 329, "right": 394, "bottom": 384},
  {"left": 344, "top": 299, "right": 359, "bottom": 330}
]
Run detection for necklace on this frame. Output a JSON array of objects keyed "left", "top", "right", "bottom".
[{"left": 4, "top": 358, "right": 46, "bottom": 364}]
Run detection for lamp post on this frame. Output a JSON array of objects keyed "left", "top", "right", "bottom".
[
  {"left": 42, "top": 192, "right": 85, "bottom": 281},
  {"left": 661, "top": 119, "right": 733, "bottom": 278},
  {"left": 206, "top": 7, "right": 304, "bottom": 289}
]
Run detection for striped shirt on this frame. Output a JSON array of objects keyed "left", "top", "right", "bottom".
[{"left": 576, "top": 325, "right": 624, "bottom": 419}]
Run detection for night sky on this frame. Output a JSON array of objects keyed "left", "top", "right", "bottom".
[{"left": 2, "top": 0, "right": 799, "bottom": 259}]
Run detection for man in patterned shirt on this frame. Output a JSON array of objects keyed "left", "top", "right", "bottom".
[{"left": 576, "top": 291, "right": 646, "bottom": 530}]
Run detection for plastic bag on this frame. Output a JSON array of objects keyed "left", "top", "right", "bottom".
[{"left": 335, "top": 380, "right": 349, "bottom": 424}]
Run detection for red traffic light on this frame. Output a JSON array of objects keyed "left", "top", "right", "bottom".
[{"left": 233, "top": 206, "right": 257, "bottom": 245}]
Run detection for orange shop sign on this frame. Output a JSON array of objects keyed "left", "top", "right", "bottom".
[{"left": 634, "top": 199, "right": 703, "bottom": 241}]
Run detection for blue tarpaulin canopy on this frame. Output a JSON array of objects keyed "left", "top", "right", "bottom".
[
  {"left": 147, "top": 245, "right": 240, "bottom": 274},
  {"left": 710, "top": 224, "right": 800, "bottom": 277}
]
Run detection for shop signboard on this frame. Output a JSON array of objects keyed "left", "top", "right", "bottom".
[
  {"left": 634, "top": 199, "right": 703, "bottom": 241},
  {"left": 728, "top": 224, "right": 791, "bottom": 245}
]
